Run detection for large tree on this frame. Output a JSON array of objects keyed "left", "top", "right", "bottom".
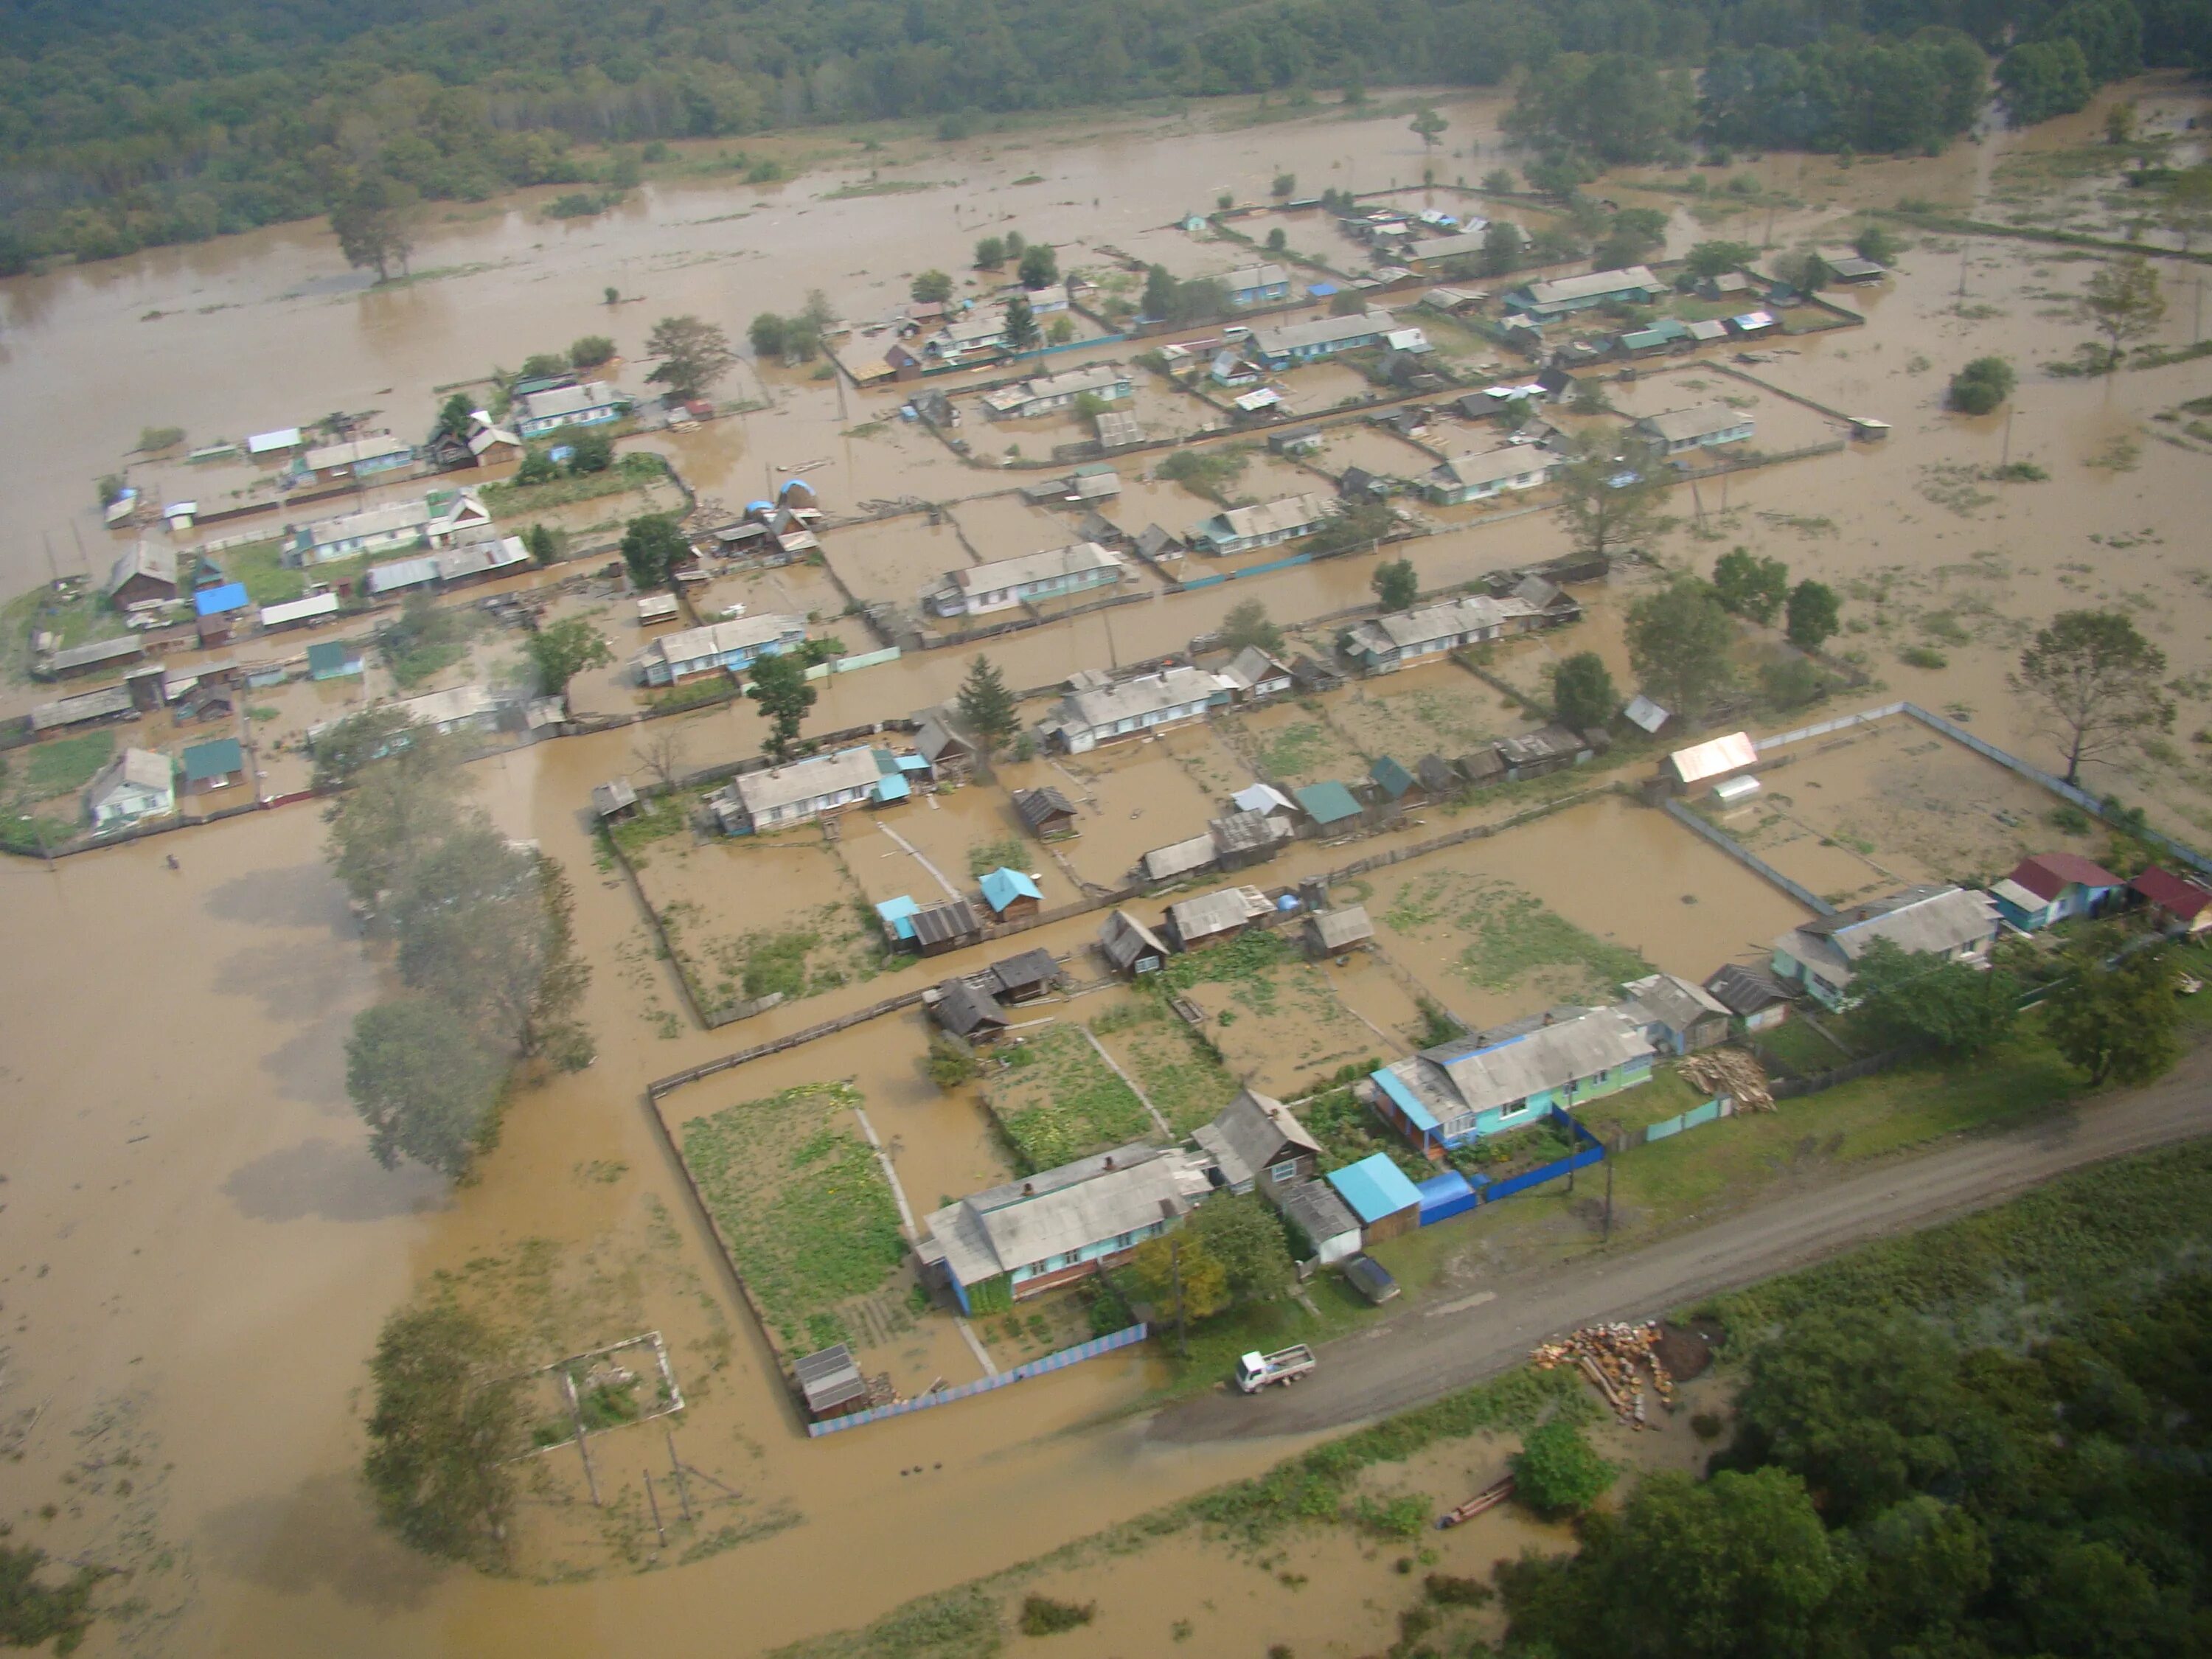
[
  {"left": 1127, "top": 1230, "right": 1228, "bottom": 1324},
  {"left": 363, "top": 1303, "right": 525, "bottom": 1568},
  {"left": 1555, "top": 432, "right": 1668, "bottom": 566},
  {"left": 1844, "top": 938, "right": 2020, "bottom": 1057},
  {"left": 1002, "top": 293, "right": 1040, "bottom": 352},
  {"left": 1183, "top": 1192, "right": 1293, "bottom": 1307},
  {"left": 2077, "top": 255, "right": 2166, "bottom": 370},
  {"left": 1409, "top": 106, "right": 1447, "bottom": 153},
  {"left": 1784, "top": 580, "right": 1840, "bottom": 650},
  {"left": 1551, "top": 651, "right": 1617, "bottom": 732},
  {"left": 347, "top": 997, "right": 508, "bottom": 1176},
  {"left": 2039, "top": 924, "right": 2181, "bottom": 1085},
  {"left": 1218, "top": 599, "right": 1284, "bottom": 656},
  {"left": 1512, "top": 1420, "right": 1617, "bottom": 1517},
  {"left": 2014, "top": 609, "right": 2174, "bottom": 785},
  {"left": 748, "top": 650, "right": 816, "bottom": 760},
  {"left": 1713, "top": 547, "right": 1790, "bottom": 624},
  {"left": 523, "top": 616, "right": 611, "bottom": 702},
  {"left": 330, "top": 170, "right": 413, "bottom": 282},
  {"left": 620, "top": 511, "right": 689, "bottom": 591},
  {"left": 956, "top": 655, "right": 1019, "bottom": 753},
  {"left": 324, "top": 754, "right": 474, "bottom": 908},
  {"left": 1371, "top": 558, "right": 1419, "bottom": 611},
  {"left": 644, "top": 314, "right": 736, "bottom": 401},
  {"left": 1627, "top": 579, "right": 1736, "bottom": 717}
]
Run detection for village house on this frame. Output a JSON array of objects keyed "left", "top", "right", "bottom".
[
  {"left": 306, "top": 640, "right": 364, "bottom": 681},
  {"left": 1279, "top": 1179, "right": 1364, "bottom": 1265},
  {"left": 1166, "top": 885, "right": 1270, "bottom": 952},
  {"left": 465, "top": 413, "right": 524, "bottom": 467},
  {"left": 911, "top": 898, "right": 984, "bottom": 956},
  {"left": 1096, "top": 408, "right": 1144, "bottom": 449},
  {"left": 515, "top": 380, "right": 628, "bottom": 437},
  {"left": 984, "top": 947, "right": 1060, "bottom": 1004},
  {"left": 1194, "top": 1088, "right": 1323, "bottom": 1200},
  {"left": 710, "top": 745, "right": 884, "bottom": 835},
  {"left": 1207, "top": 348, "right": 1267, "bottom": 388},
  {"left": 299, "top": 431, "right": 414, "bottom": 483},
  {"left": 1989, "top": 853, "right": 2125, "bottom": 932},
  {"left": 633, "top": 613, "right": 808, "bottom": 687},
  {"left": 931, "top": 978, "right": 1010, "bottom": 1045},
  {"left": 1248, "top": 308, "right": 1395, "bottom": 369},
  {"left": 977, "top": 866, "right": 1044, "bottom": 923},
  {"left": 1704, "top": 962, "right": 1794, "bottom": 1034},
  {"left": 285, "top": 498, "right": 436, "bottom": 567},
  {"left": 1820, "top": 254, "right": 1887, "bottom": 285},
  {"left": 1770, "top": 886, "right": 2001, "bottom": 1010},
  {"left": 1635, "top": 405, "right": 1756, "bottom": 456},
  {"left": 1506, "top": 265, "right": 1666, "bottom": 321},
  {"left": 1187, "top": 493, "right": 1340, "bottom": 557},
  {"left": 1036, "top": 664, "right": 1230, "bottom": 754},
  {"left": 365, "top": 533, "right": 529, "bottom": 598},
  {"left": 1217, "top": 644, "right": 1294, "bottom": 702},
  {"left": 85, "top": 748, "right": 175, "bottom": 828},
  {"left": 1225, "top": 262, "right": 1293, "bottom": 307},
  {"left": 911, "top": 711, "right": 977, "bottom": 781},
  {"left": 382, "top": 682, "right": 508, "bottom": 739},
  {"left": 1421, "top": 446, "right": 1559, "bottom": 507},
  {"left": 981, "top": 364, "right": 1133, "bottom": 420},
  {"left": 1325, "top": 1153, "right": 1424, "bottom": 1244},
  {"left": 2130, "top": 867, "right": 2212, "bottom": 939},
  {"left": 1013, "top": 786, "right": 1079, "bottom": 840},
  {"left": 1099, "top": 908, "right": 1170, "bottom": 977},
  {"left": 1497, "top": 725, "right": 1594, "bottom": 781},
  {"left": 925, "top": 542, "right": 1124, "bottom": 619},
  {"left": 1209, "top": 807, "right": 1289, "bottom": 871},
  {"left": 591, "top": 777, "right": 639, "bottom": 821},
  {"left": 180, "top": 736, "right": 248, "bottom": 796},
  {"left": 917, "top": 1143, "right": 1207, "bottom": 1312},
  {"left": 1341, "top": 593, "right": 1542, "bottom": 674},
  {"left": 1617, "top": 973, "right": 1732, "bottom": 1055},
  {"left": 1402, "top": 229, "right": 1492, "bottom": 271},
  {"left": 1368, "top": 1006, "right": 1656, "bottom": 1152},
  {"left": 926, "top": 306, "right": 1010, "bottom": 364},
  {"left": 1141, "top": 832, "right": 1218, "bottom": 886},
  {"left": 106, "top": 543, "right": 178, "bottom": 611}
]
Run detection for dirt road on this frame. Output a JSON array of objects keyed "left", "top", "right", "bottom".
[{"left": 1150, "top": 1048, "right": 2212, "bottom": 1443}]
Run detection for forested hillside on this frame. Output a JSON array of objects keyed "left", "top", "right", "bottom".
[{"left": 0, "top": 0, "right": 2205, "bottom": 271}]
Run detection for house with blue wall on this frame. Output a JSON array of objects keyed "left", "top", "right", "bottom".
[
  {"left": 515, "top": 380, "right": 629, "bottom": 437},
  {"left": 1250, "top": 309, "right": 1394, "bottom": 369},
  {"left": 918, "top": 1143, "right": 1201, "bottom": 1310},
  {"left": 1367, "top": 1006, "right": 1655, "bottom": 1152},
  {"left": 1989, "top": 854, "right": 2124, "bottom": 932},
  {"left": 1770, "top": 884, "right": 2000, "bottom": 1009},
  {"left": 633, "top": 613, "right": 809, "bottom": 686},
  {"left": 1225, "top": 262, "right": 1293, "bottom": 307}
]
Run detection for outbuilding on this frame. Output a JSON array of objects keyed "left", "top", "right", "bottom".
[
  {"left": 1990, "top": 853, "right": 2124, "bottom": 931},
  {"left": 1306, "top": 905, "right": 1375, "bottom": 959},
  {"left": 1326, "top": 1153, "right": 1424, "bottom": 1245},
  {"left": 1099, "top": 909, "right": 1169, "bottom": 977},
  {"left": 985, "top": 947, "right": 1060, "bottom": 1004},
  {"left": 1194, "top": 1088, "right": 1324, "bottom": 1201},
  {"left": 180, "top": 737, "right": 247, "bottom": 796},
  {"left": 1279, "top": 1180, "right": 1363, "bottom": 1265},
  {"left": 978, "top": 866, "right": 1044, "bottom": 922},
  {"left": 86, "top": 748, "right": 175, "bottom": 829},
  {"left": 592, "top": 777, "right": 640, "bottom": 821},
  {"left": 2130, "top": 867, "right": 2212, "bottom": 939},
  {"left": 1617, "top": 973, "right": 1732, "bottom": 1054},
  {"left": 1013, "top": 786, "right": 1079, "bottom": 840},
  {"left": 931, "top": 978, "right": 1011, "bottom": 1043},
  {"left": 1703, "top": 962, "right": 1794, "bottom": 1033},
  {"left": 912, "top": 898, "right": 984, "bottom": 956}
]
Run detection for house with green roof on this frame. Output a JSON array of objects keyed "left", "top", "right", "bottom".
[{"left": 181, "top": 737, "right": 247, "bottom": 795}]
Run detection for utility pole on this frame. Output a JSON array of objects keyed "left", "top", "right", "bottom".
[
  {"left": 1602, "top": 1135, "right": 1615, "bottom": 1243},
  {"left": 1169, "top": 1239, "right": 1188, "bottom": 1357}
]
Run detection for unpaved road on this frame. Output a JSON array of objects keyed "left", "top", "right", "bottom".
[{"left": 1150, "top": 1048, "right": 2212, "bottom": 1443}]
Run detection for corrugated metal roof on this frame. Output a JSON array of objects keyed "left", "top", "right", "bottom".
[
  {"left": 181, "top": 737, "right": 244, "bottom": 782},
  {"left": 1279, "top": 1179, "right": 1360, "bottom": 1246},
  {"left": 2132, "top": 867, "right": 2212, "bottom": 920},
  {"left": 1099, "top": 909, "right": 1168, "bottom": 969},
  {"left": 1668, "top": 731, "right": 1758, "bottom": 785},
  {"left": 1142, "top": 834, "right": 1217, "bottom": 883},
  {"left": 1193, "top": 1088, "right": 1321, "bottom": 1189},
  {"left": 1168, "top": 886, "right": 1267, "bottom": 940},
  {"left": 1415, "top": 1006, "right": 1654, "bottom": 1119},
  {"left": 1295, "top": 780, "right": 1362, "bottom": 825},
  {"left": 1326, "top": 1153, "right": 1422, "bottom": 1224},
  {"left": 193, "top": 582, "right": 249, "bottom": 616},
  {"left": 2006, "top": 853, "right": 2122, "bottom": 901}
]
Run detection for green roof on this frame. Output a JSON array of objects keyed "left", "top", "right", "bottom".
[
  {"left": 1369, "top": 757, "right": 1416, "bottom": 800},
  {"left": 181, "top": 737, "right": 244, "bottom": 782},
  {"left": 1295, "top": 780, "right": 1362, "bottom": 825}
]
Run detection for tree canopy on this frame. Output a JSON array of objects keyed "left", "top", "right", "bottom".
[
  {"left": 1551, "top": 651, "right": 1617, "bottom": 732},
  {"left": 1627, "top": 578, "right": 1736, "bottom": 717},
  {"left": 2014, "top": 609, "right": 2174, "bottom": 785},
  {"left": 347, "top": 997, "right": 509, "bottom": 1176},
  {"left": 1713, "top": 547, "right": 1790, "bottom": 625},
  {"left": 644, "top": 315, "right": 734, "bottom": 402},
  {"left": 748, "top": 651, "right": 816, "bottom": 759},
  {"left": 1371, "top": 559, "right": 1419, "bottom": 612},
  {"left": 956, "top": 655, "right": 1019, "bottom": 753},
  {"left": 363, "top": 1302, "right": 526, "bottom": 1569},
  {"left": 620, "top": 512, "right": 689, "bottom": 591}
]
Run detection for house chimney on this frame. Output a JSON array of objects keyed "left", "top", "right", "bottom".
[{"left": 1021, "top": 1182, "right": 1034, "bottom": 1196}]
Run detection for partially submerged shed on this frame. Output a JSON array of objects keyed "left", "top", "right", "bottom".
[
  {"left": 1099, "top": 909, "right": 1169, "bottom": 977},
  {"left": 912, "top": 898, "right": 983, "bottom": 956},
  {"left": 1013, "top": 786, "right": 1079, "bottom": 839},
  {"left": 592, "top": 777, "right": 639, "bottom": 821},
  {"left": 932, "top": 978, "right": 1011, "bottom": 1042},
  {"left": 1306, "top": 905, "right": 1375, "bottom": 958},
  {"left": 794, "top": 1344, "right": 871, "bottom": 1422},
  {"left": 986, "top": 947, "right": 1060, "bottom": 1004}
]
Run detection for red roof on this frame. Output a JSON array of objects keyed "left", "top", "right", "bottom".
[
  {"left": 2006, "top": 852, "right": 2123, "bottom": 902},
  {"left": 2129, "top": 866, "right": 2212, "bottom": 920}
]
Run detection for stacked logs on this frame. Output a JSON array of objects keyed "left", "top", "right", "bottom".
[
  {"left": 1532, "top": 1322, "right": 1676, "bottom": 1427},
  {"left": 1680, "top": 1048, "right": 1773, "bottom": 1113}
]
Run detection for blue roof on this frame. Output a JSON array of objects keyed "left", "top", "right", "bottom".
[
  {"left": 876, "top": 895, "right": 919, "bottom": 939},
  {"left": 1371, "top": 1065, "right": 1439, "bottom": 1133},
  {"left": 874, "top": 773, "right": 911, "bottom": 802},
  {"left": 895, "top": 754, "right": 930, "bottom": 772},
  {"left": 979, "top": 866, "right": 1043, "bottom": 913},
  {"left": 1370, "top": 756, "right": 1415, "bottom": 800},
  {"left": 1295, "top": 780, "right": 1362, "bottom": 826},
  {"left": 1308, "top": 282, "right": 1340, "bottom": 297},
  {"left": 194, "top": 582, "right": 249, "bottom": 616},
  {"left": 1416, "top": 1170, "right": 1475, "bottom": 1208},
  {"left": 1328, "top": 1153, "right": 1424, "bottom": 1224}
]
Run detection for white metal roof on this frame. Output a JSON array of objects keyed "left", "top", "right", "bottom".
[
  {"left": 259, "top": 591, "right": 341, "bottom": 627},
  {"left": 1668, "top": 731, "right": 1758, "bottom": 785}
]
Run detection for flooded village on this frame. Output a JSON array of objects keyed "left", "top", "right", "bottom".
[{"left": 4, "top": 69, "right": 2212, "bottom": 1659}]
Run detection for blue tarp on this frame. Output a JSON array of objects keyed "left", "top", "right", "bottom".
[
  {"left": 193, "top": 582, "right": 249, "bottom": 617},
  {"left": 1327, "top": 1153, "right": 1423, "bottom": 1225},
  {"left": 1416, "top": 1170, "right": 1478, "bottom": 1225}
]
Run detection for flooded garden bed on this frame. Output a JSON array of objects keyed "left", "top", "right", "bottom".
[
  {"left": 1162, "top": 931, "right": 1382, "bottom": 1096},
  {"left": 982, "top": 1020, "right": 1155, "bottom": 1172}
]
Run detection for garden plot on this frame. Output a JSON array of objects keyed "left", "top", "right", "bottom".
[
  {"left": 821, "top": 514, "right": 973, "bottom": 607},
  {"left": 1087, "top": 995, "right": 1242, "bottom": 1135},
  {"left": 1742, "top": 717, "right": 2071, "bottom": 892},
  {"left": 983, "top": 1020, "right": 1158, "bottom": 1172},
  {"left": 694, "top": 557, "right": 852, "bottom": 630},
  {"left": 1325, "top": 664, "right": 1505, "bottom": 764},
  {"left": 944, "top": 493, "right": 1075, "bottom": 560},
  {"left": 1606, "top": 369, "right": 1844, "bottom": 460},
  {"left": 676, "top": 1081, "right": 908, "bottom": 1355},
  {"left": 1222, "top": 700, "right": 1359, "bottom": 790},
  {"left": 839, "top": 786, "right": 1083, "bottom": 913},
  {"left": 1028, "top": 738, "right": 1229, "bottom": 888},
  {"left": 1316, "top": 422, "right": 1439, "bottom": 482},
  {"left": 1309, "top": 943, "right": 1434, "bottom": 1057},
  {"left": 1162, "top": 933, "right": 1382, "bottom": 1098},
  {"left": 627, "top": 830, "right": 902, "bottom": 1014},
  {"left": 1277, "top": 359, "right": 1381, "bottom": 414}
]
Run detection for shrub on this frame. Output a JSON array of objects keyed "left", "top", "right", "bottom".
[
  {"left": 1511, "top": 1420, "right": 1616, "bottom": 1516},
  {"left": 1690, "top": 1410, "right": 1726, "bottom": 1441},
  {"left": 1425, "top": 1572, "right": 1495, "bottom": 1607},
  {"left": 1899, "top": 644, "right": 1949, "bottom": 669},
  {"left": 1947, "top": 356, "right": 2015, "bottom": 414},
  {"left": 1018, "top": 1595, "right": 1096, "bottom": 1635}
]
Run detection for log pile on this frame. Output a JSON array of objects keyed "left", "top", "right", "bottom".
[
  {"left": 1532, "top": 1321, "right": 1677, "bottom": 1427},
  {"left": 1681, "top": 1047, "right": 1773, "bottom": 1112}
]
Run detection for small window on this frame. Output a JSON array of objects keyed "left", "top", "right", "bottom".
[
  {"left": 1268, "top": 1158, "right": 1301, "bottom": 1183},
  {"left": 1498, "top": 1099, "right": 1529, "bottom": 1121}
]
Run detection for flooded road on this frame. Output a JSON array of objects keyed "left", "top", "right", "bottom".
[{"left": 7, "top": 72, "right": 2212, "bottom": 1659}]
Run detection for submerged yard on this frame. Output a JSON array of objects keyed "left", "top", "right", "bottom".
[{"left": 984, "top": 1021, "right": 1155, "bottom": 1172}]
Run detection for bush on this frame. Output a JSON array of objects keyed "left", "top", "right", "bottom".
[
  {"left": 1690, "top": 1410, "right": 1726, "bottom": 1441},
  {"left": 1425, "top": 1572, "right": 1495, "bottom": 1607},
  {"left": 1947, "top": 356, "right": 2015, "bottom": 414},
  {"left": 569, "top": 334, "right": 615, "bottom": 368},
  {"left": 1018, "top": 1595, "right": 1096, "bottom": 1635},
  {"left": 1899, "top": 644, "right": 1948, "bottom": 669},
  {"left": 1511, "top": 1419, "right": 1616, "bottom": 1516}
]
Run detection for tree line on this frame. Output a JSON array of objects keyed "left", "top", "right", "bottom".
[{"left": 6, "top": 0, "right": 2209, "bottom": 272}]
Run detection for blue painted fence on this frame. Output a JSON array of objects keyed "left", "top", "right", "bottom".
[
  {"left": 1177, "top": 550, "right": 1318, "bottom": 591},
  {"left": 1641, "top": 1095, "right": 1727, "bottom": 1144},
  {"left": 1420, "top": 1108, "right": 1605, "bottom": 1221},
  {"left": 806, "top": 1322, "right": 1150, "bottom": 1436}
]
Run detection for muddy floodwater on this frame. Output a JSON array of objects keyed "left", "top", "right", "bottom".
[{"left": 6, "top": 72, "right": 2212, "bottom": 1659}]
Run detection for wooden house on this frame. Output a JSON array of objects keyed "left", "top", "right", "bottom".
[
  {"left": 912, "top": 899, "right": 983, "bottom": 957},
  {"left": 1325, "top": 1153, "right": 1422, "bottom": 1245},
  {"left": 1099, "top": 909, "right": 1169, "bottom": 978},
  {"left": 1013, "top": 786, "right": 1079, "bottom": 840},
  {"left": 977, "top": 867, "right": 1043, "bottom": 923},
  {"left": 1194, "top": 1088, "right": 1324, "bottom": 1202}
]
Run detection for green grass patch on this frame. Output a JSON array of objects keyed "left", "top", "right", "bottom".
[
  {"left": 1095, "top": 1006, "right": 1239, "bottom": 1134},
  {"left": 220, "top": 538, "right": 305, "bottom": 605},
  {"left": 0, "top": 582, "right": 113, "bottom": 684},
  {"left": 679, "top": 1082, "right": 906, "bottom": 1352},
  {"left": 965, "top": 835, "right": 1026, "bottom": 878},
  {"left": 766, "top": 1586, "right": 1004, "bottom": 1659},
  {"left": 1159, "top": 928, "right": 1293, "bottom": 995},
  {"left": 987, "top": 1023, "right": 1152, "bottom": 1171},
  {"left": 608, "top": 791, "right": 693, "bottom": 860},
  {"left": 820, "top": 178, "right": 939, "bottom": 200},
  {"left": 482, "top": 453, "right": 662, "bottom": 518},
  {"left": 21, "top": 731, "right": 116, "bottom": 799},
  {"left": 1302, "top": 1084, "right": 1428, "bottom": 1180},
  {"left": 1750, "top": 1017, "right": 1848, "bottom": 1077},
  {"left": 1382, "top": 871, "right": 1650, "bottom": 1000},
  {"left": 1257, "top": 720, "right": 1341, "bottom": 780}
]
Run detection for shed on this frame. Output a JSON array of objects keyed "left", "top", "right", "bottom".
[
  {"left": 1455, "top": 747, "right": 1504, "bottom": 787},
  {"left": 1274, "top": 1180, "right": 1358, "bottom": 1267},
  {"left": 1142, "top": 834, "right": 1219, "bottom": 886},
  {"left": 1013, "top": 786, "right": 1079, "bottom": 839},
  {"left": 1295, "top": 780, "right": 1363, "bottom": 831},
  {"left": 1992, "top": 852, "right": 2124, "bottom": 931},
  {"left": 1415, "top": 1170, "right": 1478, "bottom": 1227},
  {"left": 912, "top": 899, "right": 983, "bottom": 956},
  {"left": 1622, "top": 695, "right": 1669, "bottom": 735},
  {"left": 978, "top": 866, "right": 1044, "bottom": 921},
  {"left": 2130, "top": 867, "right": 2212, "bottom": 938},
  {"left": 180, "top": 736, "right": 247, "bottom": 795},
  {"left": 1099, "top": 909, "right": 1169, "bottom": 977},
  {"left": 1667, "top": 731, "right": 1757, "bottom": 790},
  {"left": 1306, "top": 905, "right": 1375, "bottom": 958},
  {"left": 1209, "top": 807, "right": 1286, "bottom": 870},
  {"left": 1166, "top": 886, "right": 1269, "bottom": 951},
  {"left": 1704, "top": 962, "right": 1792, "bottom": 1032},
  {"left": 986, "top": 947, "right": 1060, "bottom": 1004},
  {"left": 592, "top": 777, "right": 640, "bottom": 821},
  {"left": 1326, "top": 1153, "right": 1424, "bottom": 1245},
  {"left": 1416, "top": 754, "right": 1459, "bottom": 796},
  {"left": 306, "top": 640, "right": 364, "bottom": 681},
  {"left": 933, "top": 978, "right": 1011, "bottom": 1042},
  {"left": 194, "top": 582, "right": 250, "bottom": 619},
  {"left": 1369, "top": 755, "right": 1418, "bottom": 801},
  {"left": 876, "top": 894, "right": 921, "bottom": 945},
  {"left": 793, "top": 1344, "right": 871, "bottom": 1422},
  {"left": 1617, "top": 972, "right": 1732, "bottom": 1054},
  {"left": 912, "top": 712, "right": 977, "bottom": 780}
]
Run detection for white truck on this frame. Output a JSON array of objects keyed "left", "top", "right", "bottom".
[{"left": 1234, "top": 1346, "right": 1317, "bottom": 1394}]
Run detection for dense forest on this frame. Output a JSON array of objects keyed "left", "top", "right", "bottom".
[{"left": 0, "top": 0, "right": 2206, "bottom": 271}]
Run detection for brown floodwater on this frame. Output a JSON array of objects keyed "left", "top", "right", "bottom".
[{"left": 9, "top": 74, "right": 2212, "bottom": 1659}]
